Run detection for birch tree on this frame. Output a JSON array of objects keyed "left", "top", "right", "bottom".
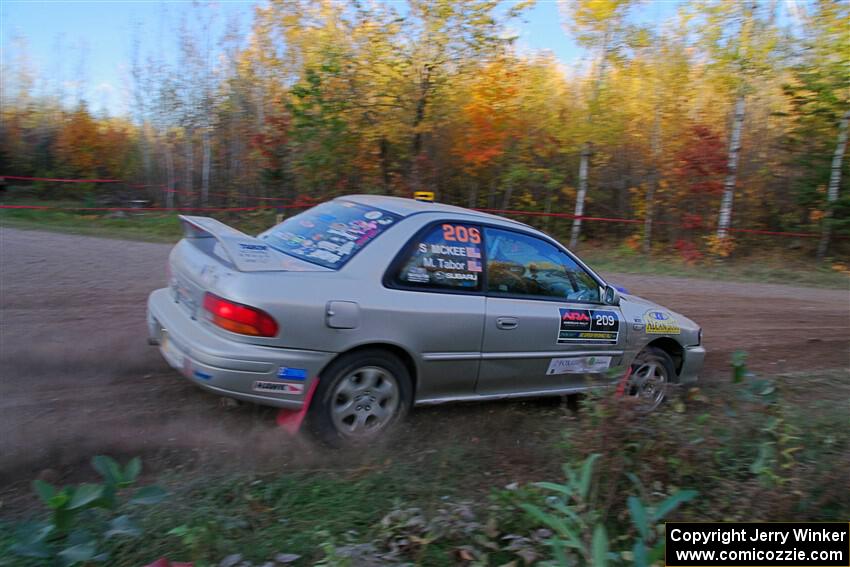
[
  {"left": 560, "top": 0, "right": 637, "bottom": 249},
  {"left": 697, "top": 1, "right": 778, "bottom": 247}
]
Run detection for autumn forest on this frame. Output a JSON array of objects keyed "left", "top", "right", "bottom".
[{"left": 1, "top": 0, "right": 848, "bottom": 259}]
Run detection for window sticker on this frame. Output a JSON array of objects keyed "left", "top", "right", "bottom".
[
  {"left": 260, "top": 201, "right": 399, "bottom": 269},
  {"left": 546, "top": 356, "right": 612, "bottom": 375},
  {"left": 557, "top": 308, "right": 620, "bottom": 344},
  {"left": 643, "top": 310, "right": 680, "bottom": 334},
  {"left": 396, "top": 224, "right": 483, "bottom": 290}
]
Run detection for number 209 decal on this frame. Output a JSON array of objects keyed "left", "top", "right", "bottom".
[
  {"left": 557, "top": 308, "right": 620, "bottom": 344},
  {"left": 442, "top": 224, "right": 481, "bottom": 244}
]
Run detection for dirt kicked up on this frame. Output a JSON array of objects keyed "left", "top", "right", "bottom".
[{"left": 1, "top": 226, "right": 848, "bottom": 499}]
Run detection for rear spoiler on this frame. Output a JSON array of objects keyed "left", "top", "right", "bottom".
[{"left": 178, "top": 215, "right": 289, "bottom": 272}]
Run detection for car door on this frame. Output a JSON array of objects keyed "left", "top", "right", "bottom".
[
  {"left": 475, "top": 227, "right": 626, "bottom": 395},
  {"left": 384, "top": 220, "right": 486, "bottom": 401}
]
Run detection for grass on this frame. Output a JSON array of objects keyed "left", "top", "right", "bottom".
[
  {"left": 0, "top": 201, "right": 282, "bottom": 244},
  {"left": 2, "top": 367, "right": 848, "bottom": 566},
  {"left": 579, "top": 244, "right": 850, "bottom": 289}
]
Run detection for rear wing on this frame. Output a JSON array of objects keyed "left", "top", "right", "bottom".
[{"left": 178, "top": 215, "right": 298, "bottom": 272}]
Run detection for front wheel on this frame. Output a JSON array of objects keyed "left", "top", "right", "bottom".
[
  {"left": 626, "top": 346, "right": 675, "bottom": 412},
  {"left": 306, "top": 349, "right": 412, "bottom": 446}
]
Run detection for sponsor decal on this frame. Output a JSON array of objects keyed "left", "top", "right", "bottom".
[
  {"left": 643, "top": 310, "right": 680, "bottom": 334},
  {"left": 364, "top": 211, "right": 382, "bottom": 220},
  {"left": 317, "top": 241, "right": 340, "bottom": 252},
  {"left": 238, "top": 243, "right": 268, "bottom": 251},
  {"left": 277, "top": 367, "right": 307, "bottom": 380},
  {"left": 300, "top": 219, "right": 315, "bottom": 228},
  {"left": 193, "top": 370, "right": 212, "bottom": 381},
  {"left": 253, "top": 381, "right": 304, "bottom": 395},
  {"left": 546, "top": 356, "right": 612, "bottom": 375},
  {"left": 406, "top": 266, "right": 430, "bottom": 283},
  {"left": 435, "top": 271, "right": 478, "bottom": 282},
  {"left": 308, "top": 249, "right": 341, "bottom": 263},
  {"left": 557, "top": 308, "right": 620, "bottom": 344},
  {"left": 236, "top": 242, "right": 272, "bottom": 265}
]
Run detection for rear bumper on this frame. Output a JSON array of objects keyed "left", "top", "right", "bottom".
[
  {"left": 147, "top": 288, "right": 334, "bottom": 410},
  {"left": 678, "top": 344, "right": 705, "bottom": 384}
]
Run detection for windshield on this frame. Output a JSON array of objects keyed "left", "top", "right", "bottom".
[{"left": 259, "top": 200, "right": 400, "bottom": 269}]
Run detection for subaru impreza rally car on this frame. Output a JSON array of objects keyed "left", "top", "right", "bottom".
[{"left": 147, "top": 196, "right": 704, "bottom": 444}]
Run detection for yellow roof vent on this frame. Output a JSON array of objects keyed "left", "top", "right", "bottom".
[{"left": 413, "top": 191, "right": 435, "bottom": 202}]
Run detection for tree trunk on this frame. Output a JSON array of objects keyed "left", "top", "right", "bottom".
[
  {"left": 164, "top": 140, "right": 175, "bottom": 209},
  {"left": 817, "top": 108, "right": 850, "bottom": 260},
  {"left": 184, "top": 127, "right": 194, "bottom": 204},
  {"left": 644, "top": 98, "right": 662, "bottom": 255},
  {"left": 501, "top": 178, "right": 514, "bottom": 210},
  {"left": 468, "top": 180, "right": 478, "bottom": 209},
  {"left": 543, "top": 183, "right": 554, "bottom": 232},
  {"left": 717, "top": 94, "right": 746, "bottom": 240},
  {"left": 569, "top": 143, "right": 591, "bottom": 249},
  {"left": 201, "top": 128, "right": 211, "bottom": 206},
  {"left": 379, "top": 136, "right": 390, "bottom": 194}
]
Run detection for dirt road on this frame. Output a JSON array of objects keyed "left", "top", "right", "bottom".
[{"left": 1, "top": 227, "right": 848, "bottom": 492}]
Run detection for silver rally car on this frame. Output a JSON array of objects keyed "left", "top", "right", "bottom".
[{"left": 147, "top": 195, "right": 704, "bottom": 443}]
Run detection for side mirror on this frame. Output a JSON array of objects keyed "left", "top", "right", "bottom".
[{"left": 603, "top": 284, "right": 620, "bottom": 306}]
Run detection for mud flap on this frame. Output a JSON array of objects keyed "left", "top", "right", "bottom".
[
  {"left": 614, "top": 365, "right": 633, "bottom": 398},
  {"left": 275, "top": 378, "right": 319, "bottom": 434}
]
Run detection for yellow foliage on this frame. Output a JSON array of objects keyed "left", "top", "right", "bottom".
[{"left": 704, "top": 234, "right": 736, "bottom": 258}]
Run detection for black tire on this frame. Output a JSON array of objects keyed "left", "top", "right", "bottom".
[
  {"left": 627, "top": 346, "right": 675, "bottom": 412},
  {"left": 306, "top": 349, "right": 412, "bottom": 447}
]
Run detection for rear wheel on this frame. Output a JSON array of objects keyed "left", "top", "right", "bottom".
[
  {"left": 307, "top": 349, "right": 411, "bottom": 446},
  {"left": 626, "top": 346, "right": 675, "bottom": 412}
]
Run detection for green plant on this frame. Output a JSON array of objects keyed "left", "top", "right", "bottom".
[
  {"left": 626, "top": 485, "right": 698, "bottom": 567},
  {"left": 519, "top": 454, "right": 614, "bottom": 565},
  {"left": 9, "top": 456, "right": 167, "bottom": 566}
]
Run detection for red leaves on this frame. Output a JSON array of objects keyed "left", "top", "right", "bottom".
[{"left": 673, "top": 124, "right": 726, "bottom": 195}]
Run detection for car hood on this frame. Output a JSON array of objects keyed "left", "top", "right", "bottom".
[{"left": 618, "top": 293, "right": 701, "bottom": 341}]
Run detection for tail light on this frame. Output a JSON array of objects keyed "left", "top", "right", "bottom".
[{"left": 202, "top": 293, "right": 278, "bottom": 337}]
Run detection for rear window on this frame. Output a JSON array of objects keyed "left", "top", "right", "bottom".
[{"left": 259, "top": 201, "right": 400, "bottom": 269}]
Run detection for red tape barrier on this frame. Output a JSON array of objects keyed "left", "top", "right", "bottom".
[
  {"left": 2, "top": 175, "right": 123, "bottom": 183},
  {"left": 1, "top": 176, "right": 835, "bottom": 239}
]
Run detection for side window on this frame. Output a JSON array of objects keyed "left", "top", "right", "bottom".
[
  {"left": 484, "top": 228, "right": 600, "bottom": 302},
  {"left": 395, "top": 223, "right": 483, "bottom": 291}
]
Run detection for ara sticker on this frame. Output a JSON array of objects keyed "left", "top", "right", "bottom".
[
  {"left": 277, "top": 367, "right": 307, "bottom": 380},
  {"left": 643, "top": 310, "right": 680, "bottom": 334},
  {"left": 557, "top": 308, "right": 620, "bottom": 344},
  {"left": 254, "top": 381, "right": 304, "bottom": 395},
  {"left": 546, "top": 356, "right": 612, "bottom": 375}
]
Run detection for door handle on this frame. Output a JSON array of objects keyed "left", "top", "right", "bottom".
[{"left": 496, "top": 317, "right": 519, "bottom": 330}]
